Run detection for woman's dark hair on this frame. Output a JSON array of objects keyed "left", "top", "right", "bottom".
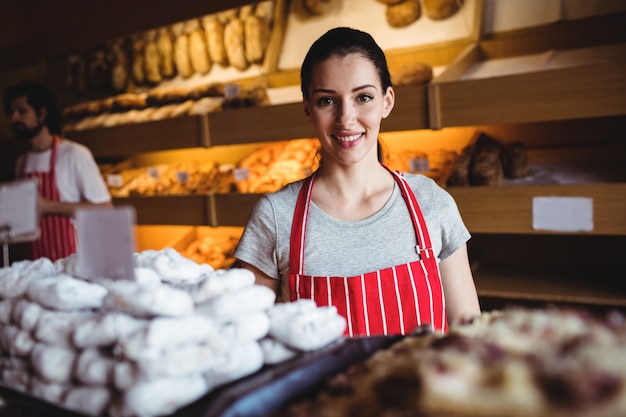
[
  {"left": 3, "top": 80, "right": 64, "bottom": 134},
  {"left": 300, "top": 27, "right": 392, "bottom": 100}
]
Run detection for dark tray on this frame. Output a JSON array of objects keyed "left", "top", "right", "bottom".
[{"left": 0, "top": 335, "right": 402, "bottom": 417}]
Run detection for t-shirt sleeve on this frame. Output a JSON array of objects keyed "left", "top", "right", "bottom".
[
  {"left": 234, "top": 195, "right": 281, "bottom": 280},
  {"left": 72, "top": 144, "right": 111, "bottom": 204},
  {"left": 431, "top": 182, "right": 471, "bottom": 261}
]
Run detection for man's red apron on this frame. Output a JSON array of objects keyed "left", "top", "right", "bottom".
[
  {"left": 288, "top": 167, "right": 447, "bottom": 337},
  {"left": 19, "top": 136, "right": 77, "bottom": 261}
]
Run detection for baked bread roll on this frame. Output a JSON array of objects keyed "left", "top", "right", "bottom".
[
  {"left": 110, "top": 39, "right": 131, "bottom": 92},
  {"left": 217, "top": 8, "right": 238, "bottom": 24},
  {"left": 470, "top": 141, "right": 504, "bottom": 186},
  {"left": 386, "top": 0, "right": 421, "bottom": 27},
  {"left": 503, "top": 141, "right": 530, "bottom": 178},
  {"left": 64, "top": 386, "right": 111, "bottom": 417},
  {"left": 26, "top": 275, "right": 108, "bottom": 311},
  {"left": 392, "top": 61, "right": 433, "bottom": 86},
  {"left": 131, "top": 35, "right": 146, "bottom": 85},
  {"left": 30, "top": 343, "right": 77, "bottom": 383},
  {"left": 111, "top": 375, "right": 208, "bottom": 417},
  {"left": 244, "top": 14, "right": 270, "bottom": 64},
  {"left": 303, "top": 0, "right": 336, "bottom": 16},
  {"left": 423, "top": 0, "right": 463, "bottom": 20},
  {"left": 202, "top": 16, "right": 229, "bottom": 67},
  {"left": 255, "top": 1, "right": 275, "bottom": 21},
  {"left": 187, "top": 19, "right": 212, "bottom": 74},
  {"left": 143, "top": 30, "right": 162, "bottom": 84},
  {"left": 224, "top": 18, "right": 249, "bottom": 71},
  {"left": 239, "top": 4, "right": 255, "bottom": 20},
  {"left": 103, "top": 280, "right": 195, "bottom": 318},
  {"left": 157, "top": 27, "right": 176, "bottom": 78},
  {"left": 188, "top": 96, "right": 223, "bottom": 115},
  {"left": 172, "top": 22, "right": 193, "bottom": 78}
]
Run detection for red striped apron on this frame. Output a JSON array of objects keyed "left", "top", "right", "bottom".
[
  {"left": 19, "top": 136, "right": 77, "bottom": 261},
  {"left": 288, "top": 167, "right": 447, "bottom": 337}
]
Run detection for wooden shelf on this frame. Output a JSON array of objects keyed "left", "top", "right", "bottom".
[
  {"left": 113, "top": 195, "right": 211, "bottom": 225},
  {"left": 474, "top": 264, "right": 626, "bottom": 308},
  {"left": 72, "top": 115, "right": 209, "bottom": 158},
  {"left": 449, "top": 182, "right": 626, "bottom": 236},
  {"left": 71, "top": 84, "right": 429, "bottom": 157},
  {"left": 429, "top": 42, "right": 626, "bottom": 128}
]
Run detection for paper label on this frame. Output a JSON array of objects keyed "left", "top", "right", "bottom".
[
  {"left": 0, "top": 178, "right": 39, "bottom": 241},
  {"left": 76, "top": 206, "right": 136, "bottom": 280},
  {"left": 106, "top": 174, "right": 124, "bottom": 187},
  {"left": 532, "top": 196, "right": 593, "bottom": 232},
  {"left": 233, "top": 167, "right": 250, "bottom": 182},
  {"left": 409, "top": 157, "right": 430, "bottom": 172},
  {"left": 148, "top": 167, "right": 160, "bottom": 179},
  {"left": 224, "top": 84, "right": 241, "bottom": 99},
  {"left": 176, "top": 171, "right": 190, "bottom": 184}
]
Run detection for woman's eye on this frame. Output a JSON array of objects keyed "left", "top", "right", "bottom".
[
  {"left": 358, "top": 94, "right": 374, "bottom": 103},
  {"left": 316, "top": 97, "right": 334, "bottom": 107}
]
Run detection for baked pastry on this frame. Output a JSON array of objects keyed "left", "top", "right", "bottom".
[
  {"left": 187, "top": 19, "right": 212, "bottom": 74},
  {"left": 392, "top": 61, "right": 433, "bottom": 85},
  {"left": 131, "top": 35, "right": 146, "bottom": 85},
  {"left": 255, "top": 0, "right": 275, "bottom": 21},
  {"left": 239, "top": 4, "right": 255, "bottom": 20},
  {"left": 423, "top": 0, "right": 463, "bottom": 20},
  {"left": 244, "top": 14, "right": 270, "bottom": 64},
  {"left": 503, "top": 141, "right": 530, "bottom": 178},
  {"left": 224, "top": 18, "right": 249, "bottom": 71},
  {"left": 172, "top": 22, "right": 193, "bottom": 78},
  {"left": 202, "top": 16, "right": 229, "bottom": 67},
  {"left": 386, "top": 0, "right": 421, "bottom": 28},
  {"left": 447, "top": 145, "right": 472, "bottom": 186},
  {"left": 188, "top": 96, "right": 224, "bottom": 115},
  {"left": 157, "top": 27, "right": 176, "bottom": 78},
  {"left": 110, "top": 39, "right": 131, "bottom": 92},
  {"left": 303, "top": 0, "right": 336, "bottom": 16},
  {"left": 276, "top": 306, "right": 626, "bottom": 417},
  {"left": 143, "top": 30, "right": 162, "bottom": 84},
  {"left": 217, "top": 8, "right": 239, "bottom": 24},
  {"left": 469, "top": 135, "right": 504, "bottom": 186},
  {"left": 112, "top": 92, "right": 148, "bottom": 111}
]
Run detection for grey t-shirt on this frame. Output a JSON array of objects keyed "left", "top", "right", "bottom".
[{"left": 235, "top": 173, "right": 470, "bottom": 301}]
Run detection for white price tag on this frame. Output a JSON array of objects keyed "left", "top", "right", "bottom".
[
  {"left": 233, "top": 167, "right": 250, "bottom": 182},
  {"left": 409, "top": 157, "right": 430, "bottom": 172},
  {"left": 532, "top": 196, "right": 593, "bottom": 232},
  {"left": 224, "top": 84, "right": 241, "bottom": 99},
  {"left": 0, "top": 179, "right": 39, "bottom": 242},
  {"left": 106, "top": 174, "right": 124, "bottom": 187},
  {"left": 148, "top": 167, "right": 160, "bottom": 179},
  {"left": 76, "top": 206, "right": 136, "bottom": 280},
  {"left": 176, "top": 171, "right": 190, "bottom": 184}
]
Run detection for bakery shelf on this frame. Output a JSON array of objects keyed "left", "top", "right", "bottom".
[
  {"left": 72, "top": 115, "right": 209, "bottom": 158},
  {"left": 449, "top": 182, "right": 626, "bottom": 236},
  {"left": 428, "top": 42, "right": 626, "bottom": 128},
  {"left": 71, "top": 84, "right": 428, "bottom": 157},
  {"left": 113, "top": 195, "right": 211, "bottom": 225},
  {"left": 203, "top": 84, "right": 428, "bottom": 146},
  {"left": 473, "top": 264, "right": 626, "bottom": 309}
]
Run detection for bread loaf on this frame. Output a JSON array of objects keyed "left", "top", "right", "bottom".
[
  {"left": 386, "top": 0, "right": 421, "bottom": 27},
  {"left": 172, "top": 22, "right": 193, "bottom": 78},
  {"left": 203, "top": 16, "right": 229, "bottom": 67},
  {"left": 423, "top": 0, "right": 463, "bottom": 20},
  {"left": 131, "top": 35, "right": 146, "bottom": 85},
  {"left": 157, "top": 27, "right": 176, "bottom": 78},
  {"left": 224, "top": 18, "right": 249, "bottom": 71},
  {"left": 244, "top": 14, "right": 270, "bottom": 64},
  {"left": 143, "top": 30, "right": 162, "bottom": 84},
  {"left": 187, "top": 19, "right": 212, "bottom": 74}
]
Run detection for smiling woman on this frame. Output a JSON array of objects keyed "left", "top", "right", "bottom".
[{"left": 234, "top": 27, "right": 480, "bottom": 337}]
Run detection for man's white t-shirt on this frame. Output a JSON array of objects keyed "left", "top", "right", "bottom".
[{"left": 16, "top": 138, "right": 111, "bottom": 204}]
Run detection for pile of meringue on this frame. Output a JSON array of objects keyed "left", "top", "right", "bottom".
[{"left": 0, "top": 248, "right": 346, "bottom": 417}]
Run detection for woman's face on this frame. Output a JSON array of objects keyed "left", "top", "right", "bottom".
[{"left": 304, "top": 53, "right": 394, "bottom": 167}]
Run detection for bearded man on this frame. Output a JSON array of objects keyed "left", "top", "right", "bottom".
[{"left": 3, "top": 81, "right": 111, "bottom": 261}]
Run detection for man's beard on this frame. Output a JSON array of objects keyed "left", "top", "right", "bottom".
[{"left": 12, "top": 121, "right": 45, "bottom": 141}]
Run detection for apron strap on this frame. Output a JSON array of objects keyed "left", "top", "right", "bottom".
[
  {"left": 289, "top": 174, "right": 315, "bottom": 275},
  {"left": 289, "top": 165, "right": 433, "bottom": 275}
]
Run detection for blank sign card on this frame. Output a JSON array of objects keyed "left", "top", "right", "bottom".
[{"left": 532, "top": 196, "right": 593, "bottom": 232}]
